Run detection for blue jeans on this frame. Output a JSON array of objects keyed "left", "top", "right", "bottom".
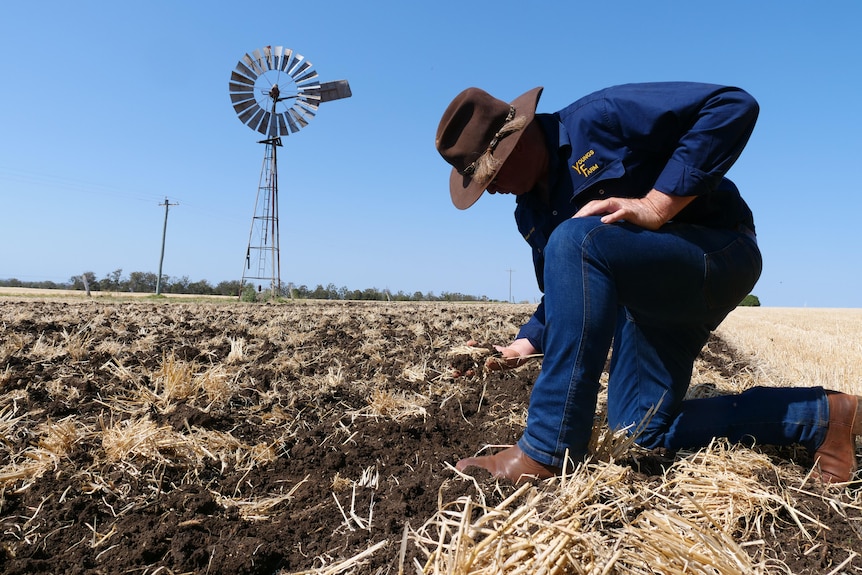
[{"left": 517, "top": 217, "right": 829, "bottom": 468}]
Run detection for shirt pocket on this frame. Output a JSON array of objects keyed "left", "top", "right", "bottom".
[{"left": 571, "top": 159, "right": 628, "bottom": 201}]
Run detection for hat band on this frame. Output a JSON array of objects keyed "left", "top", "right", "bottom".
[{"left": 461, "top": 106, "right": 516, "bottom": 178}]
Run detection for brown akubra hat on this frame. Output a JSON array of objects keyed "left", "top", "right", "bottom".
[{"left": 435, "top": 86, "right": 543, "bottom": 209}]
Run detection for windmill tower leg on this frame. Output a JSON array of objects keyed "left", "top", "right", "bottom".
[{"left": 241, "top": 137, "right": 282, "bottom": 299}]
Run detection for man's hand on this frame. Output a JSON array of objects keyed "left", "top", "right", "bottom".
[
  {"left": 482, "top": 338, "right": 539, "bottom": 372},
  {"left": 574, "top": 189, "right": 696, "bottom": 231},
  {"left": 450, "top": 339, "right": 540, "bottom": 377}
]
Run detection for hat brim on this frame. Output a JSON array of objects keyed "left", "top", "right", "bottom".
[{"left": 449, "top": 86, "right": 543, "bottom": 210}]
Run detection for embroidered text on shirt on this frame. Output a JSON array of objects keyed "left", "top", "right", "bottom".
[{"left": 572, "top": 149, "right": 599, "bottom": 178}]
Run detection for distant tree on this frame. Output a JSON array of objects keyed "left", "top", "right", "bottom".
[
  {"left": 361, "top": 287, "right": 383, "bottom": 300},
  {"left": 739, "top": 294, "right": 761, "bottom": 307},
  {"left": 168, "top": 275, "right": 190, "bottom": 294},
  {"left": 186, "top": 279, "right": 213, "bottom": 294},
  {"left": 214, "top": 280, "right": 241, "bottom": 296},
  {"left": 240, "top": 283, "right": 257, "bottom": 302},
  {"left": 102, "top": 269, "right": 123, "bottom": 292},
  {"left": 321, "top": 283, "right": 334, "bottom": 299},
  {"left": 310, "top": 284, "right": 327, "bottom": 299},
  {"left": 156, "top": 274, "right": 172, "bottom": 292},
  {"left": 127, "top": 271, "right": 158, "bottom": 293},
  {"left": 70, "top": 272, "right": 99, "bottom": 291}
]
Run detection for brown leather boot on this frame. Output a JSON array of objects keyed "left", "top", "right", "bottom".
[
  {"left": 456, "top": 445, "right": 560, "bottom": 483},
  {"left": 813, "top": 392, "right": 860, "bottom": 483}
]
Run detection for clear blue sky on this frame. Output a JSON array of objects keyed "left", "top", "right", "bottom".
[{"left": 1, "top": 1, "right": 860, "bottom": 307}]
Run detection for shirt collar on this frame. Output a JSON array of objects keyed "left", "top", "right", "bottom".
[{"left": 517, "top": 114, "right": 571, "bottom": 208}]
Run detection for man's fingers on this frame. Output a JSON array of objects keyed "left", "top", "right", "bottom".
[
  {"left": 484, "top": 357, "right": 509, "bottom": 371},
  {"left": 573, "top": 199, "right": 610, "bottom": 218},
  {"left": 485, "top": 354, "right": 521, "bottom": 371},
  {"left": 599, "top": 208, "right": 627, "bottom": 224}
]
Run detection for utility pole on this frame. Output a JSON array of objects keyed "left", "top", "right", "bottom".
[
  {"left": 156, "top": 198, "right": 178, "bottom": 295},
  {"left": 506, "top": 268, "right": 515, "bottom": 303}
]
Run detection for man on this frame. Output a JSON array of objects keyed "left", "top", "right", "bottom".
[{"left": 435, "top": 82, "right": 860, "bottom": 484}]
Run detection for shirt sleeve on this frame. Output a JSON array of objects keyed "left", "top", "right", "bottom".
[
  {"left": 516, "top": 298, "right": 545, "bottom": 353},
  {"left": 603, "top": 83, "right": 760, "bottom": 197}
]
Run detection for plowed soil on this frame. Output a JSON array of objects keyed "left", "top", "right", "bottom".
[{"left": 0, "top": 298, "right": 859, "bottom": 574}]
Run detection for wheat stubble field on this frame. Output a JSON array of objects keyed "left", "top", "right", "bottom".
[{"left": 0, "top": 293, "right": 860, "bottom": 574}]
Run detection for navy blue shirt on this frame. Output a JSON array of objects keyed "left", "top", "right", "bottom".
[{"left": 515, "top": 82, "right": 759, "bottom": 350}]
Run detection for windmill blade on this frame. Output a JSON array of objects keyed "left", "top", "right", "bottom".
[
  {"left": 237, "top": 104, "right": 260, "bottom": 125},
  {"left": 230, "top": 71, "right": 255, "bottom": 88},
  {"left": 298, "top": 86, "right": 322, "bottom": 105},
  {"left": 232, "top": 98, "right": 257, "bottom": 115},
  {"left": 248, "top": 107, "right": 267, "bottom": 132},
  {"left": 277, "top": 114, "right": 288, "bottom": 136},
  {"left": 257, "top": 111, "right": 272, "bottom": 135},
  {"left": 294, "top": 68, "right": 319, "bottom": 84},
  {"left": 229, "top": 88, "right": 255, "bottom": 104},
  {"left": 230, "top": 92, "right": 255, "bottom": 105},
  {"left": 251, "top": 49, "right": 265, "bottom": 73},
  {"left": 267, "top": 112, "right": 280, "bottom": 137},
  {"left": 229, "top": 92, "right": 255, "bottom": 107},
  {"left": 234, "top": 61, "right": 258, "bottom": 81},
  {"left": 279, "top": 48, "right": 294, "bottom": 72},
  {"left": 231, "top": 82, "right": 252, "bottom": 98},
  {"left": 242, "top": 53, "right": 264, "bottom": 76},
  {"left": 287, "top": 54, "right": 306, "bottom": 75},
  {"left": 296, "top": 99, "right": 320, "bottom": 115},
  {"left": 283, "top": 111, "right": 299, "bottom": 133},
  {"left": 272, "top": 45, "right": 284, "bottom": 71},
  {"left": 291, "top": 59, "right": 312, "bottom": 79},
  {"left": 288, "top": 108, "right": 310, "bottom": 129}
]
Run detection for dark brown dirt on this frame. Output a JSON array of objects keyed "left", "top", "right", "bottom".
[{"left": 0, "top": 299, "right": 859, "bottom": 574}]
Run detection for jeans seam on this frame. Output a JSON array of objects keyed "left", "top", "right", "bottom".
[
  {"left": 554, "top": 223, "right": 610, "bottom": 457},
  {"left": 555, "top": 233, "right": 592, "bottom": 456}
]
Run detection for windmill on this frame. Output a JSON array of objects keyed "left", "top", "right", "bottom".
[{"left": 229, "top": 46, "right": 351, "bottom": 298}]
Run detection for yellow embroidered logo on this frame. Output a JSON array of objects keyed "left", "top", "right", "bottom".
[{"left": 572, "top": 149, "right": 599, "bottom": 178}]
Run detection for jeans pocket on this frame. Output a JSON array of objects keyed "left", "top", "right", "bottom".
[{"left": 703, "top": 237, "right": 762, "bottom": 310}]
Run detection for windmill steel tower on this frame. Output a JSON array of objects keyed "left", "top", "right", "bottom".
[{"left": 229, "top": 46, "right": 351, "bottom": 298}]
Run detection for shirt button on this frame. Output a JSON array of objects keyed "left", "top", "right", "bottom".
[{"left": 598, "top": 189, "right": 606, "bottom": 195}]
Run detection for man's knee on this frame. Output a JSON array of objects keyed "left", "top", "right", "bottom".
[{"left": 546, "top": 217, "right": 605, "bottom": 260}]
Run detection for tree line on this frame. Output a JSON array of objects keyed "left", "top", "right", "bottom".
[
  {"left": 1, "top": 271, "right": 758, "bottom": 305},
  {"left": 0, "top": 270, "right": 498, "bottom": 302}
]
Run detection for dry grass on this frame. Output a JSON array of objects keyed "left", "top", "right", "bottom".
[
  {"left": 717, "top": 307, "right": 862, "bottom": 395},
  {"left": 412, "top": 435, "right": 850, "bottom": 575},
  {"left": 415, "top": 448, "right": 767, "bottom": 574}
]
